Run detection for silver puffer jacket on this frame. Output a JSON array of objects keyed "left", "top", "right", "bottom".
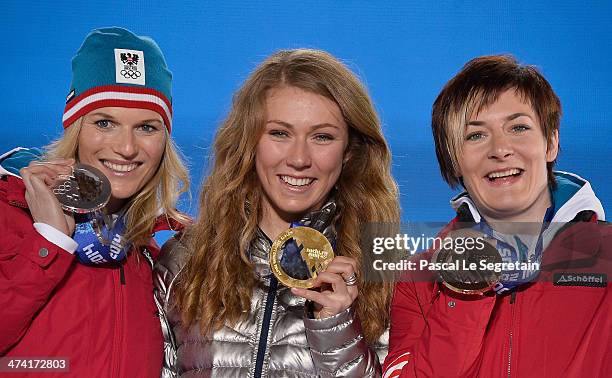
[{"left": 153, "top": 202, "right": 387, "bottom": 377}]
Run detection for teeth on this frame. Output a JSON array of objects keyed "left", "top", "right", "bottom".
[
  {"left": 103, "top": 161, "right": 139, "bottom": 173},
  {"left": 488, "top": 168, "right": 521, "bottom": 179},
  {"left": 281, "top": 175, "right": 314, "bottom": 187}
]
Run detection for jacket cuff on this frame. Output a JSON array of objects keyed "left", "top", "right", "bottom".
[
  {"left": 33, "top": 223, "right": 78, "bottom": 254},
  {"left": 303, "top": 306, "right": 361, "bottom": 352},
  {"left": 304, "top": 305, "right": 378, "bottom": 376}
]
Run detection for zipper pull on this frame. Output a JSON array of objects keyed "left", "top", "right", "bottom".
[{"left": 510, "top": 291, "right": 516, "bottom": 304}]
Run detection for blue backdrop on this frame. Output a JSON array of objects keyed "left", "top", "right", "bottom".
[{"left": 2, "top": 0, "right": 610, "bottom": 222}]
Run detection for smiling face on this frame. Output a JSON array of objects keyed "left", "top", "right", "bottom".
[
  {"left": 256, "top": 86, "right": 349, "bottom": 231},
  {"left": 458, "top": 89, "right": 559, "bottom": 223},
  {"left": 77, "top": 107, "right": 167, "bottom": 212}
]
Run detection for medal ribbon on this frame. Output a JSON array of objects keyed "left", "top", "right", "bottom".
[
  {"left": 290, "top": 221, "right": 337, "bottom": 251},
  {"left": 73, "top": 216, "right": 129, "bottom": 265},
  {"left": 475, "top": 206, "right": 554, "bottom": 294}
]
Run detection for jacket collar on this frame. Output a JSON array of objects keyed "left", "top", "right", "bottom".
[
  {"left": 449, "top": 172, "right": 606, "bottom": 262},
  {"left": 539, "top": 216, "right": 605, "bottom": 268},
  {"left": 152, "top": 214, "right": 188, "bottom": 233},
  {"left": 450, "top": 171, "right": 605, "bottom": 223},
  {"left": 0, "top": 147, "right": 34, "bottom": 178}
]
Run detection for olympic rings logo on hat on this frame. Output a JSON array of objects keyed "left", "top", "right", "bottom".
[
  {"left": 120, "top": 68, "right": 142, "bottom": 79},
  {"left": 115, "top": 49, "right": 146, "bottom": 86}
]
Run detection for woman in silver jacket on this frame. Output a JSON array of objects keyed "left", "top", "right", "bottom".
[{"left": 155, "top": 49, "right": 400, "bottom": 377}]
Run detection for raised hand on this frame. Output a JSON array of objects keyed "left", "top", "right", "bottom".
[
  {"left": 291, "top": 256, "right": 359, "bottom": 319},
  {"left": 20, "top": 159, "right": 76, "bottom": 236}
]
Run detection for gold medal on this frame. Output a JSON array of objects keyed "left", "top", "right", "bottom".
[{"left": 269, "top": 226, "right": 334, "bottom": 289}]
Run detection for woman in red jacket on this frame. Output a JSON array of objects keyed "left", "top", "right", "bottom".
[
  {"left": 384, "top": 55, "right": 610, "bottom": 377},
  {"left": 0, "top": 27, "right": 189, "bottom": 377}
]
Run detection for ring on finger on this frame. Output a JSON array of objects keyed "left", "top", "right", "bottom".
[{"left": 344, "top": 272, "right": 358, "bottom": 286}]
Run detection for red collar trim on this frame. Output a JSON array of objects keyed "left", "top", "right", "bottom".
[{"left": 152, "top": 213, "right": 190, "bottom": 233}]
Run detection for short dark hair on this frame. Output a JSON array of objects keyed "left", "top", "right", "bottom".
[{"left": 431, "top": 55, "right": 561, "bottom": 188}]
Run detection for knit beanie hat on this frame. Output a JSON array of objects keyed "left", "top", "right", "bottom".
[{"left": 62, "top": 27, "right": 173, "bottom": 132}]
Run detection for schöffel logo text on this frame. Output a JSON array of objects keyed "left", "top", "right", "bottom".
[{"left": 553, "top": 273, "right": 607, "bottom": 287}]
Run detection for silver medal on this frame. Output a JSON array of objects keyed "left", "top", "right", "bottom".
[{"left": 52, "top": 164, "right": 111, "bottom": 214}]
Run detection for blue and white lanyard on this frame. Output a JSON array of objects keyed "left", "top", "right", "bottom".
[
  {"left": 73, "top": 216, "right": 129, "bottom": 265},
  {"left": 475, "top": 206, "right": 554, "bottom": 294}
]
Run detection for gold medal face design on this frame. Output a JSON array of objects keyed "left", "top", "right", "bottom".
[
  {"left": 433, "top": 229, "right": 502, "bottom": 295},
  {"left": 52, "top": 164, "right": 112, "bottom": 214},
  {"left": 269, "top": 226, "right": 334, "bottom": 289}
]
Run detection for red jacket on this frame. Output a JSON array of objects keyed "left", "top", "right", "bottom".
[
  {"left": 0, "top": 175, "right": 178, "bottom": 377},
  {"left": 383, "top": 214, "right": 611, "bottom": 378}
]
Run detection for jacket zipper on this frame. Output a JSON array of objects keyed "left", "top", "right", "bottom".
[
  {"left": 507, "top": 291, "right": 517, "bottom": 377},
  {"left": 111, "top": 264, "right": 126, "bottom": 377},
  {"left": 119, "top": 265, "right": 126, "bottom": 285},
  {"left": 254, "top": 276, "right": 278, "bottom": 377}
]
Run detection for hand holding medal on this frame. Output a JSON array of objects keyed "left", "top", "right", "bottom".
[
  {"left": 22, "top": 160, "right": 129, "bottom": 265},
  {"left": 270, "top": 226, "right": 359, "bottom": 319},
  {"left": 52, "top": 163, "right": 130, "bottom": 265},
  {"left": 20, "top": 158, "right": 77, "bottom": 237}
]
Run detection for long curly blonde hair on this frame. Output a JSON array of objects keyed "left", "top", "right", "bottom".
[
  {"left": 44, "top": 118, "right": 190, "bottom": 246},
  {"left": 175, "top": 49, "right": 399, "bottom": 343}
]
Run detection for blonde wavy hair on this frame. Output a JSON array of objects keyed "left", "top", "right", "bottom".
[
  {"left": 175, "top": 49, "right": 400, "bottom": 343},
  {"left": 45, "top": 118, "right": 190, "bottom": 246}
]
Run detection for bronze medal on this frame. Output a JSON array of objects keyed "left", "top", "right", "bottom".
[
  {"left": 269, "top": 226, "right": 334, "bottom": 289},
  {"left": 433, "top": 229, "right": 502, "bottom": 295}
]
